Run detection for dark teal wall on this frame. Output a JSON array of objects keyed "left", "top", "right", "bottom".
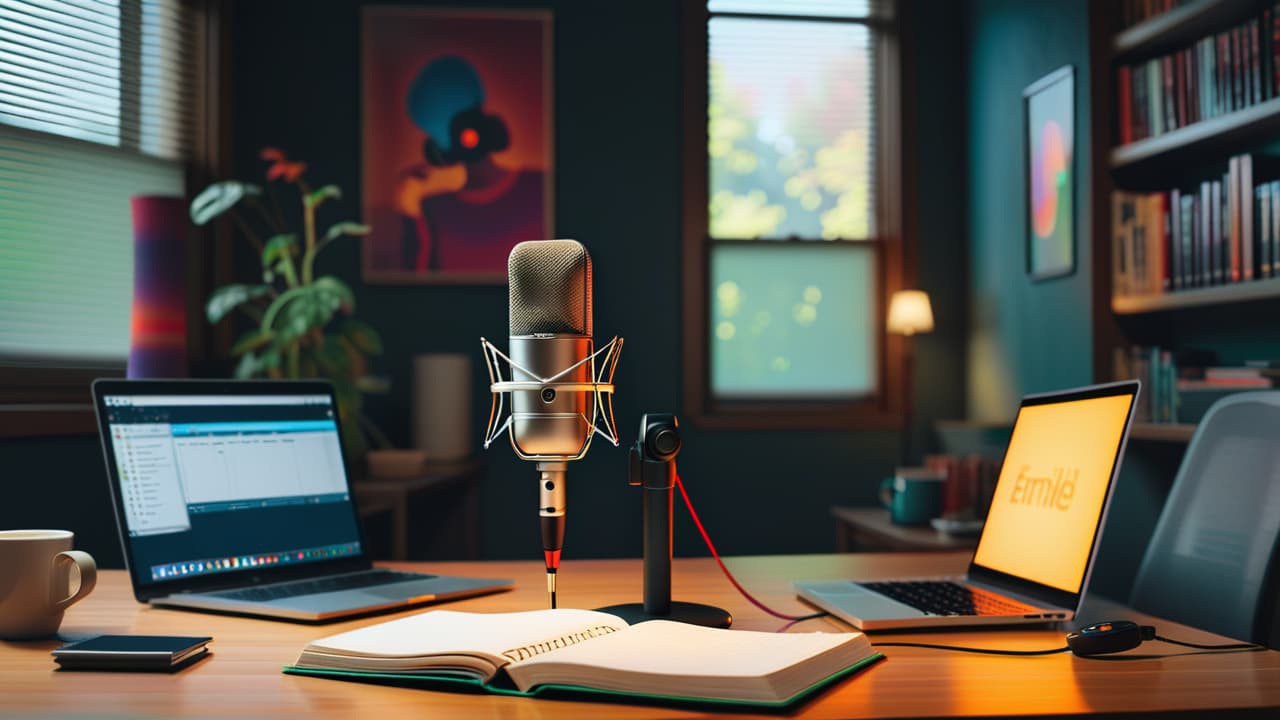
[
  {"left": 966, "top": 0, "right": 1094, "bottom": 421},
  {"left": 0, "top": 1, "right": 969, "bottom": 568}
]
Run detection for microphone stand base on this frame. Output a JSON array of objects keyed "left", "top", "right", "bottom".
[{"left": 594, "top": 601, "right": 732, "bottom": 629}]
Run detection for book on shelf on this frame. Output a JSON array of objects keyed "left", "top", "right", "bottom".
[
  {"left": 1203, "top": 366, "right": 1280, "bottom": 384},
  {"left": 1178, "top": 377, "right": 1273, "bottom": 388},
  {"left": 1114, "top": 4, "right": 1280, "bottom": 145},
  {"left": 1120, "top": 0, "right": 1190, "bottom": 32},
  {"left": 1115, "top": 346, "right": 1179, "bottom": 423},
  {"left": 285, "top": 608, "right": 881, "bottom": 708},
  {"left": 1112, "top": 153, "right": 1280, "bottom": 299}
]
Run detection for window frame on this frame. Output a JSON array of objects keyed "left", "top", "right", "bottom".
[
  {"left": 0, "top": 0, "right": 232, "bottom": 437},
  {"left": 681, "top": 2, "right": 912, "bottom": 430}
]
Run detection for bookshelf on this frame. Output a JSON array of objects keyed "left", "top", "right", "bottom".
[
  {"left": 1112, "top": 273, "right": 1280, "bottom": 313},
  {"left": 1113, "top": 0, "right": 1263, "bottom": 61},
  {"left": 1109, "top": 95, "right": 1280, "bottom": 169},
  {"left": 1091, "top": 0, "right": 1280, "bottom": 442},
  {"left": 1129, "top": 422, "right": 1197, "bottom": 442}
]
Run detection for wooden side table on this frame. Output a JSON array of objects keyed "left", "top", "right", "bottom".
[
  {"left": 832, "top": 506, "right": 980, "bottom": 553},
  {"left": 353, "top": 457, "right": 483, "bottom": 561}
]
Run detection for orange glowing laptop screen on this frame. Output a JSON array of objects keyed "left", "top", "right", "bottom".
[{"left": 972, "top": 392, "right": 1135, "bottom": 594}]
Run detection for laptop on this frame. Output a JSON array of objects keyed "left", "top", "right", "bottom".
[
  {"left": 91, "top": 379, "right": 512, "bottom": 622},
  {"left": 795, "top": 380, "right": 1140, "bottom": 631}
]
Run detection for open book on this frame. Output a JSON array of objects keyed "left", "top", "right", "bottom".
[{"left": 286, "top": 608, "right": 881, "bottom": 707}]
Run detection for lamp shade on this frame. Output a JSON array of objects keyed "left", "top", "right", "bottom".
[{"left": 887, "top": 290, "right": 934, "bottom": 336}]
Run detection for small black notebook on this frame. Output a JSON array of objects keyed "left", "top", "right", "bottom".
[{"left": 53, "top": 635, "right": 212, "bottom": 672}]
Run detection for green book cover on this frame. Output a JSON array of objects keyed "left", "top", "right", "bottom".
[{"left": 283, "top": 652, "right": 885, "bottom": 710}]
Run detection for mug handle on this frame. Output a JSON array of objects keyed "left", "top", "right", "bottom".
[
  {"left": 51, "top": 550, "right": 97, "bottom": 610},
  {"left": 879, "top": 477, "right": 895, "bottom": 509}
]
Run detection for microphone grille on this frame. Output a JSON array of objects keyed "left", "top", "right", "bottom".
[{"left": 508, "top": 239, "right": 593, "bottom": 336}]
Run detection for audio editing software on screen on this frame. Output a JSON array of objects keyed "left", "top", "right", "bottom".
[{"left": 102, "top": 394, "right": 363, "bottom": 584}]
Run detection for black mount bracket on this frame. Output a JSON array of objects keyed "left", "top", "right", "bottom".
[{"left": 595, "top": 413, "right": 732, "bottom": 628}]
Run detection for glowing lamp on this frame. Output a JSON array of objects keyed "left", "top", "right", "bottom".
[
  {"left": 887, "top": 289, "right": 933, "bottom": 468},
  {"left": 887, "top": 290, "right": 935, "bottom": 337}
]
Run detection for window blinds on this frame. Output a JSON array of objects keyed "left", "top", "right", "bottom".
[
  {"left": 0, "top": 123, "right": 184, "bottom": 366},
  {"left": 0, "top": 0, "right": 194, "bottom": 367},
  {"left": 0, "top": 0, "right": 196, "bottom": 160}
]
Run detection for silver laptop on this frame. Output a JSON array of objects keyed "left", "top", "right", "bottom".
[
  {"left": 92, "top": 379, "right": 511, "bottom": 622},
  {"left": 796, "top": 380, "right": 1139, "bottom": 631}
]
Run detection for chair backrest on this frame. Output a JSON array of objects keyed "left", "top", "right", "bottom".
[{"left": 1129, "top": 392, "right": 1280, "bottom": 646}]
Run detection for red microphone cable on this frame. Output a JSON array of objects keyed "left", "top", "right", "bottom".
[{"left": 673, "top": 471, "right": 826, "bottom": 622}]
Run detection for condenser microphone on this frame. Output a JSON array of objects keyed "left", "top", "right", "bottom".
[
  {"left": 480, "top": 239, "right": 623, "bottom": 609},
  {"left": 507, "top": 239, "right": 595, "bottom": 461}
]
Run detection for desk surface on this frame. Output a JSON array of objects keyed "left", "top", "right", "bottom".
[{"left": 2, "top": 554, "right": 1277, "bottom": 719}]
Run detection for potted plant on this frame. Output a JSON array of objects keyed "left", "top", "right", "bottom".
[{"left": 191, "top": 148, "right": 388, "bottom": 461}]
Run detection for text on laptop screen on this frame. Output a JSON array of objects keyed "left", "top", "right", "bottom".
[
  {"left": 101, "top": 393, "right": 363, "bottom": 584},
  {"left": 972, "top": 392, "right": 1134, "bottom": 593}
]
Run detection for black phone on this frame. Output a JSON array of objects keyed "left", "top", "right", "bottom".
[{"left": 52, "top": 635, "right": 212, "bottom": 672}]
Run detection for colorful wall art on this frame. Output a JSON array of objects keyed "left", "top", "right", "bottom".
[{"left": 1024, "top": 66, "right": 1074, "bottom": 281}]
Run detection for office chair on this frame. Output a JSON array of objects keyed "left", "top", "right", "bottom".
[{"left": 1129, "top": 392, "right": 1280, "bottom": 648}]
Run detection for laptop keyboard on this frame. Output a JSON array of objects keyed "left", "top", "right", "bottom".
[
  {"left": 207, "top": 569, "right": 434, "bottom": 603},
  {"left": 859, "top": 581, "right": 1037, "bottom": 616}
]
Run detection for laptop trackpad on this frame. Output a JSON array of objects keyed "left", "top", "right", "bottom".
[{"left": 801, "top": 581, "right": 927, "bottom": 620}]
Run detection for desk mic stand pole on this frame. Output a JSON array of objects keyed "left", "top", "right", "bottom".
[{"left": 597, "top": 414, "right": 731, "bottom": 628}]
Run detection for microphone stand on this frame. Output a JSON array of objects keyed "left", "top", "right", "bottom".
[
  {"left": 597, "top": 414, "right": 731, "bottom": 628},
  {"left": 538, "top": 461, "right": 567, "bottom": 608}
]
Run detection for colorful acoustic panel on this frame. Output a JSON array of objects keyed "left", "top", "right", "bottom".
[{"left": 128, "top": 195, "right": 187, "bottom": 378}]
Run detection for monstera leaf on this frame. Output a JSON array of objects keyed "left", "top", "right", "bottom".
[
  {"left": 190, "top": 181, "right": 262, "bottom": 225},
  {"left": 323, "top": 222, "right": 370, "bottom": 242},
  {"left": 312, "top": 276, "right": 355, "bottom": 311},
  {"left": 206, "top": 284, "right": 271, "bottom": 324},
  {"left": 263, "top": 277, "right": 354, "bottom": 343},
  {"left": 261, "top": 234, "right": 298, "bottom": 268}
]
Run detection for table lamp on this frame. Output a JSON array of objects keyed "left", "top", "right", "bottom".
[{"left": 887, "top": 290, "right": 934, "bottom": 467}]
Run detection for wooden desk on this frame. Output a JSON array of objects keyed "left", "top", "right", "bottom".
[
  {"left": 2, "top": 554, "right": 1277, "bottom": 718},
  {"left": 353, "top": 457, "right": 482, "bottom": 560},
  {"left": 832, "top": 506, "right": 980, "bottom": 552}
]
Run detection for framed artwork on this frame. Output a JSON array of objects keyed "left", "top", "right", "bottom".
[
  {"left": 1024, "top": 65, "right": 1074, "bottom": 281},
  {"left": 361, "top": 7, "right": 553, "bottom": 284}
]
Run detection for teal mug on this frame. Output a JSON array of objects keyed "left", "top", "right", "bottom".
[{"left": 879, "top": 468, "right": 946, "bottom": 525}]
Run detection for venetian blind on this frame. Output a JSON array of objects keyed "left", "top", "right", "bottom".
[
  {"left": 705, "top": 0, "right": 887, "bottom": 399},
  {"left": 0, "top": 0, "right": 194, "bottom": 367}
]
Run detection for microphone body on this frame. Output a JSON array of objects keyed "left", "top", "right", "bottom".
[
  {"left": 490, "top": 238, "right": 620, "bottom": 608},
  {"left": 508, "top": 334, "right": 593, "bottom": 458}
]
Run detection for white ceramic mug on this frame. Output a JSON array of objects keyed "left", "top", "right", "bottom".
[{"left": 0, "top": 530, "right": 97, "bottom": 639}]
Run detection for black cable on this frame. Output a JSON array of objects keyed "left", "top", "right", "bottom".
[
  {"left": 873, "top": 641, "right": 1070, "bottom": 656},
  {"left": 1153, "top": 634, "right": 1262, "bottom": 651},
  {"left": 1086, "top": 647, "right": 1266, "bottom": 660},
  {"left": 868, "top": 636, "right": 1266, "bottom": 658},
  {"left": 789, "top": 611, "right": 830, "bottom": 621},
  {"left": 775, "top": 612, "right": 833, "bottom": 632}
]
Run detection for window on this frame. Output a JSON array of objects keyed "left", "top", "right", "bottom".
[
  {"left": 0, "top": 0, "right": 196, "bottom": 374},
  {"left": 683, "top": 0, "right": 904, "bottom": 428}
]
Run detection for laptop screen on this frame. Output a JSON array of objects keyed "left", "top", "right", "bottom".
[
  {"left": 971, "top": 386, "right": 1137, "bottom": 595},
  {"left": 97, "top": 388, "right": 364, "bottom": 587}
]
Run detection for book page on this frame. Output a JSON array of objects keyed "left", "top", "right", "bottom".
[
  {"left": 298, "top": 609, "right": 628, "bottom": 679},
  {"left": 506, "top": 620, "right": 872, "bottom": 703}
]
